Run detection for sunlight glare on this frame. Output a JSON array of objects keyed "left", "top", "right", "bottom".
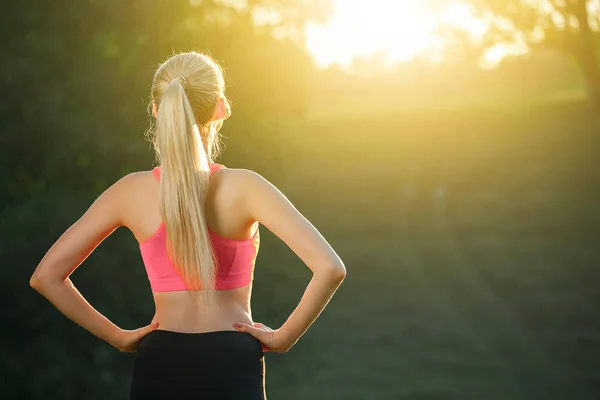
[
  {"left": 305, "top": 0, "right": 492, "bottom": 68},
  {"left": 305, "top": 0, "right": 438, "bottom": 68},
  {"left": 441, "top": 2, "right": 488, "bottom": 38}
]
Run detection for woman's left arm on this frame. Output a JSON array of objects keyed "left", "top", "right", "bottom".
[{"left": 30, "top": 173, "right": 157, "bottom": 352}]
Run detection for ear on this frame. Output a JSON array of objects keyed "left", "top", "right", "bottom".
[
  {"left": 210, "top": 98, "right": 227, "bottom": 121},
  {"left": 152, "top": 102, "right": 158, "bottom": 118},
  {"left": 214, "top": 119, "right": 224, "bottom": 133}
]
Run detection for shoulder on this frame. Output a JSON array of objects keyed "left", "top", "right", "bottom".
[
  {"left": 211, "top": 167, "right": 270, "bottom": 190},
  {"left": 93, "top": 170, "right": 156, "bottom": 225},
  {"left": 210, "top": 168, "right": 282, "bottom": 206},
  {"left": 212, "top": 168, "right": 287, "bottom": 212},
  {"left": 113, "top": 170, "right": 155, "bottom": 188},
  {"left": 101, "top": 170, "right": 156, "bottom": 201},
  {"left": 212, "top": 167, "right": 259, "bottom": 179}
]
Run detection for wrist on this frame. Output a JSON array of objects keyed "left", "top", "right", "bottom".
[
  {"left": 106, "top": 326, "right": 125, "bottom": 349},
  {"left": 276, "top": 325, "right": 298, "bottom": 349}
]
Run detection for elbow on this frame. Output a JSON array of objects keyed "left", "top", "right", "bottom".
[
  {"left": 311, "top": 255, "right": 346, "bottom": 283},
  {"left": 30, "top": 272, "right": 57, "bottom": 292},
  {"left": 326, "top": 261, "right": 346, "bottom": 283},
  {"left": 29, "top": 274, "right": 44, "bottom": 291}
]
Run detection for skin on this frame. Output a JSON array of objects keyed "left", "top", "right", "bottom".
[{"left": 30, "top": 99, "right": 346, "bottom": 353}]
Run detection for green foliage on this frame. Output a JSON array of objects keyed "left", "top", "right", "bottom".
[
  {"left": 467, "top": 0, "right": 595, "bottom": 46},
  {"left": 458, "top": 0, "right": 600, "bottom": 102}
]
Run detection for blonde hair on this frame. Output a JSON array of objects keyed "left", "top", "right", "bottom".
[{"left": 149, "top": 52, "right": 230, "bottom": 303}]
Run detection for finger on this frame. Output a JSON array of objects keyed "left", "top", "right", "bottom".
[
  {"left": 136, "top": 322, "right": 160, "bottom": 338},
  {"left": 234, "top": 322, "right": 266, "bottom": 340}
]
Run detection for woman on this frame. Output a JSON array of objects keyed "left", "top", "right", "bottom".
[{"left": 29, "top": 52, "right": 346, "bottom": 399}]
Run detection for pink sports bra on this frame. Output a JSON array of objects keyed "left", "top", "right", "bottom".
[{"left": 139, "top": 164, "right": 260, "bottom": 292}]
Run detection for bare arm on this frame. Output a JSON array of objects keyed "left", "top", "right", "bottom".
[
  {"left": 233, "top": 170, "right": 346, "bottom": 352},
  {"left": 30, "top": 173, "right": 157, "bottom": 351}
]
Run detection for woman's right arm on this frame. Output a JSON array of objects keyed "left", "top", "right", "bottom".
[{"left": 233, "top": 170, "right": 346, "bottom": 352}]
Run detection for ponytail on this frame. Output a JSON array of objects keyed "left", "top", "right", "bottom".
[{"left": 155, "top": 78, "right": 216, "bottom": 302}]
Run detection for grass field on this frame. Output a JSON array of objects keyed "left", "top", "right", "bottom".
[
  {"left": 245, "top": 100, "right": 600, "bottom": 399},
  {"left": 16, "top": 95, "right": 599, "bottom": 399}
]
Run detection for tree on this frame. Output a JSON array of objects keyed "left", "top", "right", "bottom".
[{"left": 459, "top": 0, "right": 600, "bottom": 104}]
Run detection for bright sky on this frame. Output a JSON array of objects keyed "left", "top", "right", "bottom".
[{"left": 305, "top": 0, "right": 506, "bottom": 68}]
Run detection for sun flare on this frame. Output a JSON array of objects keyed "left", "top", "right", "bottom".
[{"left": 305, "top": 0, "right": 492, "bottom": 68}]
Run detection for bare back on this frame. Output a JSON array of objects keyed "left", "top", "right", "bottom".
[
  {"left": 126, "top": 168, "right": 259, "bottom": 333},
  {"left": 32, "top": 162, "right": 343, "bottom": 339}
]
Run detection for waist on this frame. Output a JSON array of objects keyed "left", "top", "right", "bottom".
[
  {"left": 152, "top": 289, "right": 253, "bottom": 333},
  {"left": 138, "top": 329, "right": 263, "bottom": 358}
]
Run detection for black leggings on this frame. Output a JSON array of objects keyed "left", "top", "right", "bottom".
[{"left": 129, "top": 330, "right": 266, "bottom": 399}]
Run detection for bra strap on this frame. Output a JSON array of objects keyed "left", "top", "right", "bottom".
[
  {"left": 209, "top": 163, "right": 225, "bottom": 175},
  {"left": 151, "top": 166, "right": 161, "bottom": 181}
]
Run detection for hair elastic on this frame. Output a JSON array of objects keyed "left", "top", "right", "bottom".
[{"left": 172, "top": 76, "right": 187, "bottom": 88}]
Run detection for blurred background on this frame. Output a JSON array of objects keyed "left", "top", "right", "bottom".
[{"left": 3, "top": 0, "right": 600, "bottom": 398}]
